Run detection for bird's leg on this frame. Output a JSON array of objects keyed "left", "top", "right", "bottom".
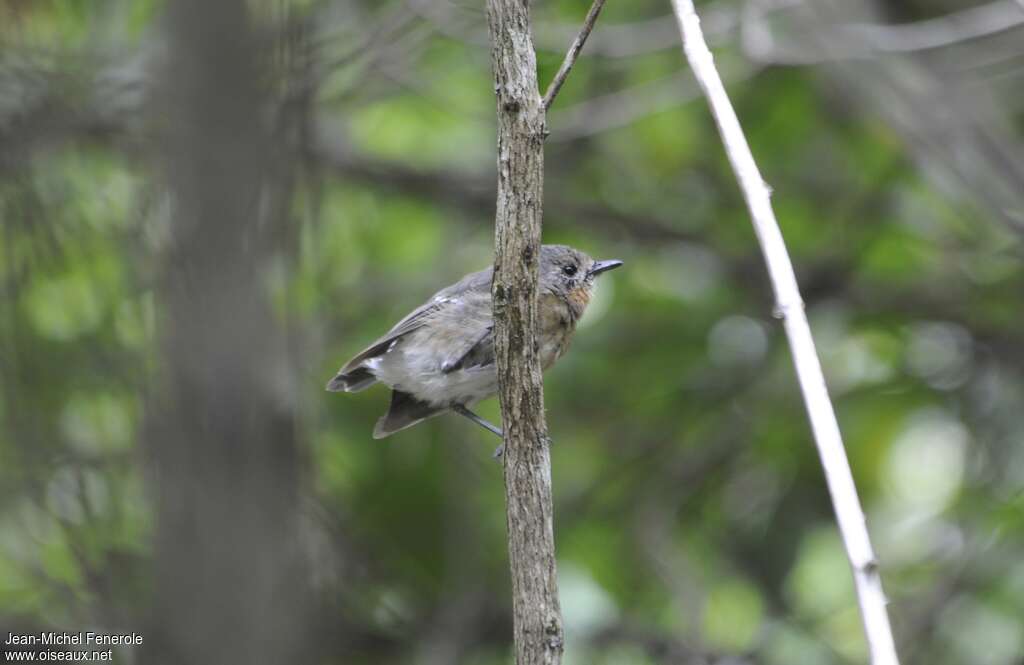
[{"left": 451, "top": 404, "right": 505, "bottom": 458}]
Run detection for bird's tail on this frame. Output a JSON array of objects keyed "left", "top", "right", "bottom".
[
  {"left": 325, "top": 366, "right": 377, "bottom": 393},
  {"left": 373, "top": 390, "right": 445, "bottom": 438}
]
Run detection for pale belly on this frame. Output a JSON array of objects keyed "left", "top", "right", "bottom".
[
  {"left": 370, "top": 338, "right": 499, "bottom": 408},
  {"left": 369, "top": 296, "right": 577, "bottom": 408}
]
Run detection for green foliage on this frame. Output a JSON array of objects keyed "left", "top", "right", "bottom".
[
  {"left": 2, "top": 0, "right": 1023, "bottom": 663},
  {"left": 702, "top": 578, "right": 764, "bottom": 652}
]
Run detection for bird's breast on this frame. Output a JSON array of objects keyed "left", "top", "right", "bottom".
[
  {"left": 566, "top": 284, "right": 592, "bottom": 313},
  {"left": 538, "top": 294, "right": 580, "bottom": 369}
]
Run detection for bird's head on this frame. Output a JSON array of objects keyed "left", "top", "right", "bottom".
[{"left": 539, "top": 244, "right": 622, "bottom": 317}]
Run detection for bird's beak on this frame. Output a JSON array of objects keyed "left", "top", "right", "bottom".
[{"left": 588, "top": 259, "right": 623, "bottom": 277}]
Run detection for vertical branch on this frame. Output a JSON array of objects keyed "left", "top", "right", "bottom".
[
  {"left": 485, "top": 1, "right": 564, "bottom": 664},
  {"left": 668, "top": 2, "right": 901, "bottom": 664}
]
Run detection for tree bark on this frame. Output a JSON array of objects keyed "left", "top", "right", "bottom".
[{"left": 485, "top": 1, "right": 564, "bottom": 664}]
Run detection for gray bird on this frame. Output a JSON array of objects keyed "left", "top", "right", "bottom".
[{"left": 326, "top": 244, "right": 622, "bottom": 445}]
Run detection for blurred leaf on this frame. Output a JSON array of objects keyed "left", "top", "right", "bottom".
[{"left": 701, "top": 577, "right": 764, "bottom": 652}]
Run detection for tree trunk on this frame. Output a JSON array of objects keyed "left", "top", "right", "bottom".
[{"left": 145, "top": 1, "right": 309, "bottom": 663}]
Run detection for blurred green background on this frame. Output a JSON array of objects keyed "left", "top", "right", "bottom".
[{"left": 2, "top": 0, "right": 1023, "bottom": 663}]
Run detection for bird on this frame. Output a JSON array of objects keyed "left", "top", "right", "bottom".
[{"left": 326, "top": 244, "right": 622, "bottom": 450}]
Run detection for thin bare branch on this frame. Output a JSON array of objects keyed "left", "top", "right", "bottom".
[
  {"left": 668, "top": 1, "right": 901, "bottom": 664},
  {"left": 846, "top": 0, "right": 1024, "bottom": 53},
  {"left": 542, "top": 0, "right": 608, "bottom": 110},
  {"left": 743, "top": 0, "right": 1024, "bottom": 64}
]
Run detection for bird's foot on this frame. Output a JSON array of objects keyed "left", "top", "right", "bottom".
[{"left": 451, "top": 404, "right": 504, "bottom": 462}]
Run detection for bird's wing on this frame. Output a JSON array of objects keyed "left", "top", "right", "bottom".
[
  {"left": 327, "top": 267, "right": 493, "bottom": 392},
  {"left": 440, "top": 324, "right": 493, "bottom": 373},
  {"left": 339, "top": 299, "right": 440, "bottom": 374}
]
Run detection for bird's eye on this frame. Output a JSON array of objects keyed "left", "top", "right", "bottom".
[{"left": 562, "top": 264, "right": 578, "bottom": 277}]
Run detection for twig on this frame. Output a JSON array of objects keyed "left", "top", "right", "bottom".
[
  {"left": 548, "top": 62, "right": 759, "bottom": 141},
  {"left": 846, "top": 0, "right": 1024, "bottom": 53},
  {"left": 743, "top": 0, "right": 1024, "bottom": 64},
  {"left": 486, "top": 1, "right": 564, "bottom": 664},
  {"left": 542, "top": 0, "right": 609, "bottom": 110},
  {"left": 667, "top": 2, "right": 901, "bottom": 665}
]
